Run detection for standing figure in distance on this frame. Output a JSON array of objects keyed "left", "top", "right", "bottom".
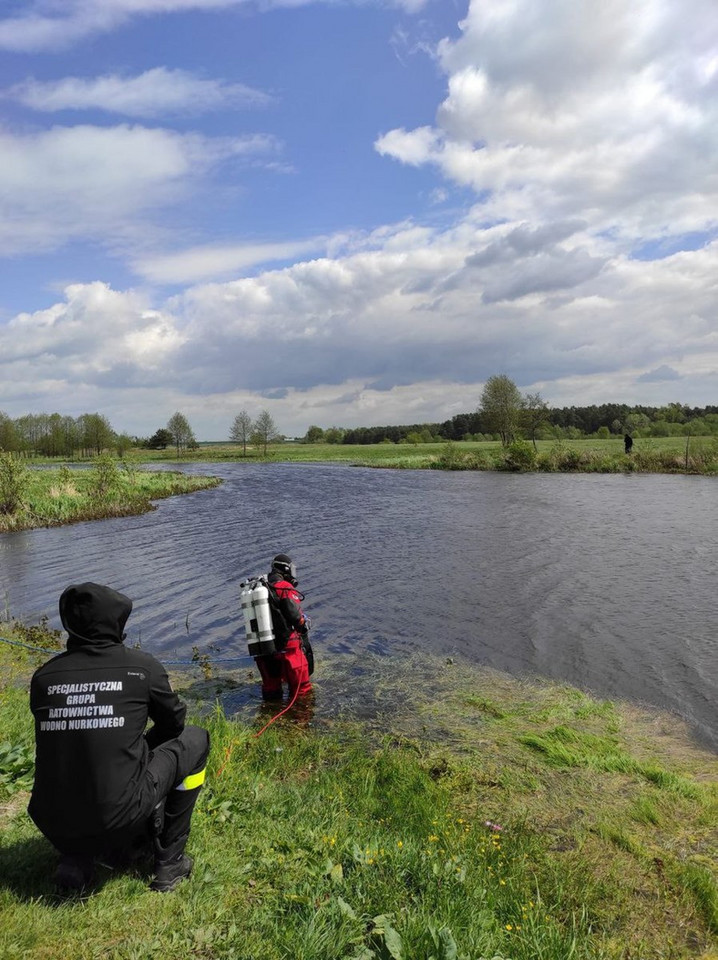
[
  {"left": 28, "top": 582, "right": 210, "bottom": 893},
  {"left": 624, "top": 433, "right": 633, "bottom": 454},
  {"left": 255, "top": 554, "right": 313, "bottom": 701}
]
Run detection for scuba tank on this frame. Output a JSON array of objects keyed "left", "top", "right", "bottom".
[{"left": 239, "top": 577, "right": 276, "bottom": 657}]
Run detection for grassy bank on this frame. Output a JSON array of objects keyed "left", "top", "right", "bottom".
[
  {"left": 0, "top": 463, "right": 222, "bottom": 533},
  {"left": 134, "top": 436, "right": 718, "bottom": 475},
  {"left": 1, "top": 623, "right": 716, "bottom": 959}
]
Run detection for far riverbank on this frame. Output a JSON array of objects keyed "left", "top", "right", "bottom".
[{"left": 134, "top": 435, "right": 718, "bottom": 475}]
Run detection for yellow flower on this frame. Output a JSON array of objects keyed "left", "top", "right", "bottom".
[
  {"left": 397, "top": 841, "right": 403, "bottom": 848},
  {"left": 505, "top": 924, "right": 513, "bottom": 931}
]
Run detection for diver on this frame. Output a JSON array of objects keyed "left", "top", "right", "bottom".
[
  {"left": 28, "top": 582, "right": 210, "bottom": 893},
  {"left": 254, "top": 554, "right": 313, "bottom": 701}
]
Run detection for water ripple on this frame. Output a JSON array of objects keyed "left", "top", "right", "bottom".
[{"left": 1, "top": 463, "right": 716, "bottom": 749}]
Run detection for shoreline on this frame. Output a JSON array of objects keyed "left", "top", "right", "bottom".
[
  {"left": 0, "top": 468, "right": 222, "bottom": 534},
  {"left": 1, "top": 625, "right": 716, "bottom": 957}
]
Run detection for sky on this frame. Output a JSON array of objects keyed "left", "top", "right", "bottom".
[{"left": 0, "top": 0, "right": 716, "bottom": 440}]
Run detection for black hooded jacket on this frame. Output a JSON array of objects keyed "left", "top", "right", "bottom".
[{"left": 28, "top": 583, "right": 186, "bottom": 851}]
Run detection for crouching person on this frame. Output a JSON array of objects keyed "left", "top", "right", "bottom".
[{"left": 28, "top": 582, "right": 210, "bottom": 893}]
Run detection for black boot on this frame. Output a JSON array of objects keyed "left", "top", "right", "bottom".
[
  {"left": 55, "top": 854, "right": 94, "bottom": 891},
  {"left": 150, "top": 835, "right": 192, "bottom": 893}
]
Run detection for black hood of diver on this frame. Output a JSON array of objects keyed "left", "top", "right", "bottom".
[{"left": 59, "top": 582, "right": 132, "bottom": 649}]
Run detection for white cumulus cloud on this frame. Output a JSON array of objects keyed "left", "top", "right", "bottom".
[{"left": 376, "top": 0, "right": 718, "bottom": 243}]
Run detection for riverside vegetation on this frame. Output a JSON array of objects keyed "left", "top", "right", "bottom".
[
  {"left": 0, "top": 621, "right": 716, "bottom": 960},
  {"left": 0, "top": 453, "right": 221, "bottom": 533},
  {"left": 136, "top": 435, "right": 718, "bottom": 476}
]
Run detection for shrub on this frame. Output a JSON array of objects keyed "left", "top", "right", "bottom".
[
  {"left": 432, "top": 443, "right": 488, "bottom": 471},
  {"left": 496, "top": 439, "right": 537, "bottom": 471},
  {"left": 89, "top": 453, "right": 120, "bottom": 499},
  {"left": 0, "top": 453, "right": 28, "bottom": 514}
]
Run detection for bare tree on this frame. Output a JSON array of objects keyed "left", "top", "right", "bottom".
[
  {"left": 251, "top": 410, "right": 280, "bottom": 456},
  {"left": 230, "top": 410, "right": 253, "bottom": 456},
  {"left": 167, "top": 411, "right": 195, "bottom": 458}
]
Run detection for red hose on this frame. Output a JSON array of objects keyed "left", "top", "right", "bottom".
[
  {"left": 216, "top": 683, "right": 302, "bottom": 777},
  {"left": 252, "top": 682, "right": 301, "bottom": 738}
]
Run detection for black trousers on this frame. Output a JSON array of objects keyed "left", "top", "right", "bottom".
[
  {"left": 48, "top": 725, "right": 210, "bottom": 857},
  {"left": 145, "top": 724, "right": 210, "bottom": 847}
]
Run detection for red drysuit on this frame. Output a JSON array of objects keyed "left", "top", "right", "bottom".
[{"left": 255, "top": 574, "right": 312, "bottom": 700}]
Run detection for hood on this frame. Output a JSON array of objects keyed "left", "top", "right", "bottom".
[{"left": 59, "top": 582, "right": 132, "bottom": 649}]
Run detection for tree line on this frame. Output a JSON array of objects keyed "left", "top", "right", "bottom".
[
  {"left": 303, "top": 386, "right": 718, "bottom": 446},
  {"left": 0, "top": 410, "right": 201, "bottom": 458},
  {"left": 0, "top": 407, "right": 285, "bottom": 459}
]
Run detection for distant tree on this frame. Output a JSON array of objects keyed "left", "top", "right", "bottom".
[
  {"left": 624, "top": 411, "right": 650, "bottom": 434},
  {"left": 0, "top": 412, "right": 20, "bottom": 453},
  {"left": 480, "top": 375, "right": 523, "bottom": 446},
  {"left": 521, "top": 391, "right": 549, "bottom": 450},
  {"left": 146, "top": 428, "right": 173, "bottom": 449},
  {"left": 596, "top": 426, "right": 610, "bottom": 439},
  {"left": 230, "top": 410, "right": 253, "bottom": 455},
  {"left": 79, "top": 413, "right": 115, "bottom": 456},
  {"left": 251, "top": 410, "right": 280, "bottom": 456},
  {"left": 324, "top": 426, "right": 345, "bottom": 445},
  {"left": 167, "top": 411, "right": 195, "bottom": 457},
  {"left": 115, "top": 433, "right": 134, "bottom": 457},
  {"left": 656, "top": 402, "right": 688, "bottom": 423},
  {"left": 305, "top": 425, "right": 325, "bottom": 443}
]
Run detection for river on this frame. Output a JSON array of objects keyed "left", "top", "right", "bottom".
[{"left": 1, "top": 463, "right": 715, "bottom": 748}]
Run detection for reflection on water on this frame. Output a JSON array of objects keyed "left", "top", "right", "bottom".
[{"left": 1, "top": 462, "right": 716, "bottom": 749}]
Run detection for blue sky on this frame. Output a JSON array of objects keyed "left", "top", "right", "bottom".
[{"left": 0, "top": 0, "right": 716, "bottom": 438}]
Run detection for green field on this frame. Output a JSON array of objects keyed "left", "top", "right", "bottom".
[
  {"left": 135, "top": 435, "right": 718, "bottom": 474},
  {"left": 1, "top": 626, "right": 716, "bottom": 959}
]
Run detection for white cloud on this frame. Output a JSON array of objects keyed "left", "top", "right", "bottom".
[
  {"left": 377, "top": 0, "right": 718, "bottom": 242},
  {"left": 4, "top": 216, "right": 716, "bottom": 436},
  {"left": 1, "top": 0, "right": 716, "bottom": 437},
  {"left": 6, "top": 68, "right": 271, "bottom": 118},
  {"left": 0, "top": 1, "right": 243, "bottom": 52},
  {"left": 0, "top": 124, "right": 280, "bottom": 255},
  {"left": 0, "top": 0, "right": 428, "bottom": 52},
  {"left": 134, "top": 238, "right": 329, "bottom": 285}
]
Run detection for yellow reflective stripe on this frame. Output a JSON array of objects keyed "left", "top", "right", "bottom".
[{"left": 177, "top": 768, "right": 206, "bottom": 791}]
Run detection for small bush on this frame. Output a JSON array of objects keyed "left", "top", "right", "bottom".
[
  {"left": 89, "top": 453, "right": 120, "bottom": 499},
  {"left": 0, "top": 453, "right": 28, "bottom": 514},
  {"left": 432, "top": 443, "right": 488, "bottom": 471},
  {"left": 496, "top": 439, "right": 537, "bottom": 471}
]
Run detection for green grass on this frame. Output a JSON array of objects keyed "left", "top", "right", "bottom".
[
  {"left": 0, "top": 465, "right": 222, "bottom": 533},
  {"left": 131, "top": 435, "right": 718, "bottom": 475},
  {"left": 1, "top": 626, "right": 717, "bottom": 959}
]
